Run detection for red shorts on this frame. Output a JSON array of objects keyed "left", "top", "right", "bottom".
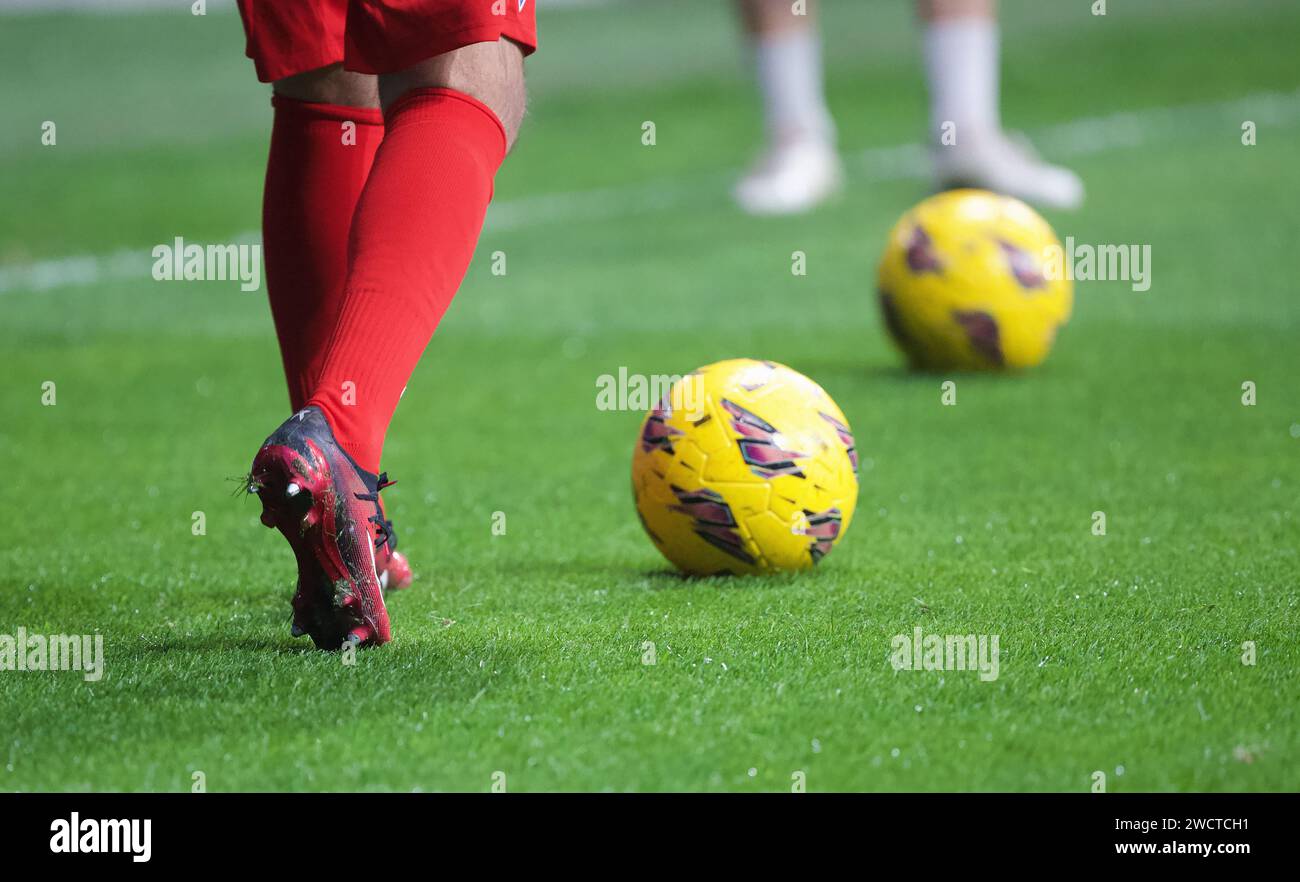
[{"left": 236, "top": 0, "right": 538, "bottom": 83}]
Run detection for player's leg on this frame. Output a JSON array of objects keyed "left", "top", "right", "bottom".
[
  {"left": 261, "top": 67, "right": 418, "bottom": 596},
  {"left": 732, "top": 0, "right": 843, "bottom": 216},
  {"left": 253, "top": 5, "right": 537, "bottom": 648},
  {"left": 272, "top": 64, "right": 379, "bottom": 107},
  {"left": 302, "top": 36, "right": 527, "bottom": 487},
  {"left": 376, "top": 38, "right": 527, "bottom": 143},
  {"left": 264, "top": 65, "right": 381, "bottom": 411},
  {"left": 234, "top": 0, "right": 383, "bottom": 409},
  {"left": 919, "top": 0, "right": 1084, "bottom": 208},
  {"left": 237, "top": 1, "right": 412, "bottom": 651}
]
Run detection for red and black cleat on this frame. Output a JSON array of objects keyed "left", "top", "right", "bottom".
[{"left": 248, "top": 407, "right": 397, "bottom": 649}]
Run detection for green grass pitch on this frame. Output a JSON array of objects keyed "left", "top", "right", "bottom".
[{"left": 0, "top": 0, "right": 1297, "bottom": 792}]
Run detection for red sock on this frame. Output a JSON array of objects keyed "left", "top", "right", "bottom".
[
  {"left": 262, "top": 96, "right": 384, "bottom": 411},
  {"left": 306, "top": 88, "right": 507, "bottom": 473}
]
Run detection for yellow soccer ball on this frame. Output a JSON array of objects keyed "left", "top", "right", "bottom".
[
  {"left": 876, "top": 189, "right": 1073, "bottom": 370},
  {"left": 632, "top": 359, "right": 859, "bottom": 576}
]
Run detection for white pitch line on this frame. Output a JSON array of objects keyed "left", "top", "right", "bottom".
[{"left": 2, "top": 88, "right": 1296, "bottom": 296}]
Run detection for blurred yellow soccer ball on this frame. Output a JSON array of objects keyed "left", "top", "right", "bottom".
[
  {"left": 876, "top": 189, "right": 1073, "bottom": 370},
  {"left": 631, "top": 359, "right": 859, "bottom": 576}
]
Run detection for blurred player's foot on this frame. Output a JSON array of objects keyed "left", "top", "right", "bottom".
[
  {"left": 734, "top": 138, "right": 843, "bottom": 216},
  {"left": 373, "top": 511, "right": 413, "bottom": 592},
  {"left": 933, "top": 130, "right": 1084, "bottom": 210},
  {"left": 248, "top": 406, "right": 392, "bottom": 649}
]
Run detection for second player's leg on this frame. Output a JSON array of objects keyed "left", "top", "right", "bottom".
[
  {"left": 918, "top": 0, "right": 999, "bottom": 145},
  {"left": 918, "top": 0, "right": 1084, "bottom": 208},
  {"left": 732, "top": 0, "right": 843, "bottom": 216}
]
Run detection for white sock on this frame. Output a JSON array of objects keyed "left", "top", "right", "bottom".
[
  {"left": 922, "top": 17, "right": 1001, "bottom": 145},
  {"left": 752, "top": 28, "right": 836, "bottom": 147}
]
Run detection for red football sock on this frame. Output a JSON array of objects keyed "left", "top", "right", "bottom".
[
  {"left": 262, "top": 96, "right": 384, "bottom": 411},
  {"left": 306, "top": 88, "right": 507, "bottom": 473}
]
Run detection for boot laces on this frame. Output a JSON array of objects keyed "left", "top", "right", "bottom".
[{"left": 355, "top": 472, "right": 397, "bottom": 551}]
